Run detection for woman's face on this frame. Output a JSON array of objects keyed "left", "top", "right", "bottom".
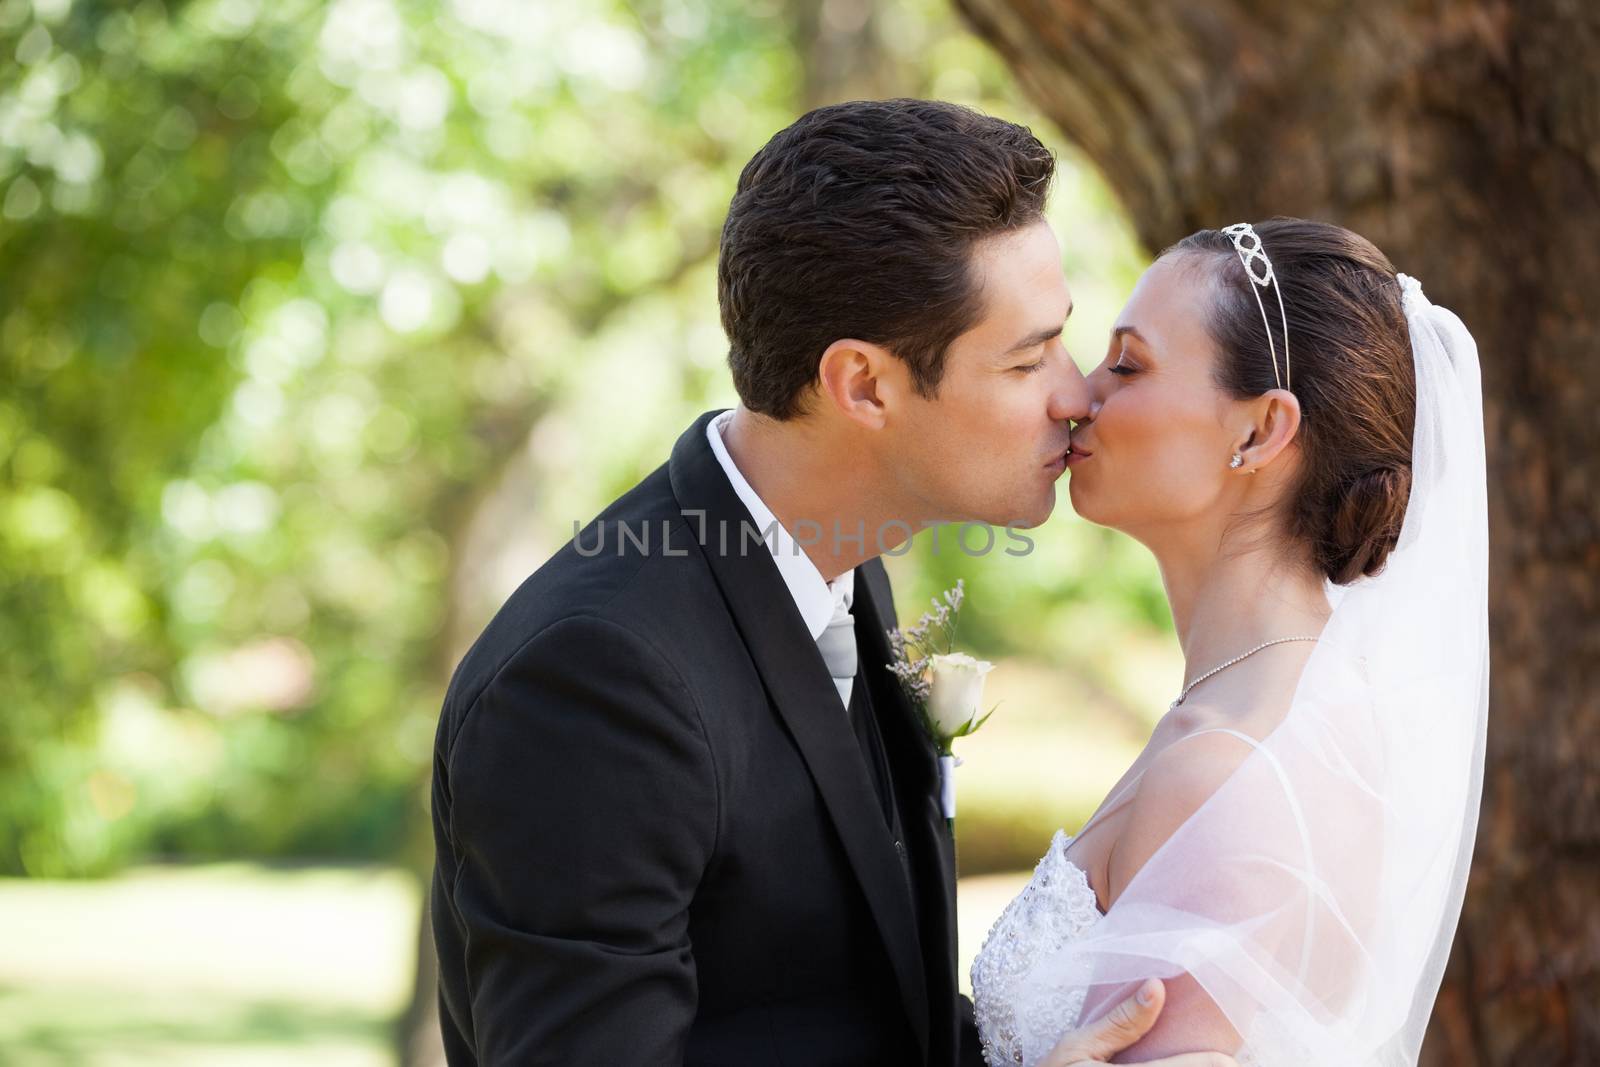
[{"left": 1066, "top": 254, "right": 1248, "bottom": 539}]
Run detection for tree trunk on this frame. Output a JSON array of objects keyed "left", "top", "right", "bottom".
[{"left": 953, "top": 0, "right": 1600, "bottom": 1061}]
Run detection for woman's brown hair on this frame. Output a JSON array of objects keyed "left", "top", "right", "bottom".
[{"left": 1171, "top": 219, "right": 1416, "bottom": 584}]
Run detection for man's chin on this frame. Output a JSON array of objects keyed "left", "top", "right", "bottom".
[{"left": 990, "top": 485, "right": 1056, "bottom": 530}]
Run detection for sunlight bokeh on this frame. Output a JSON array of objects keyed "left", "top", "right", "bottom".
[{"left": 0, "top": 0, "right": 1168, "bottom": 1061}]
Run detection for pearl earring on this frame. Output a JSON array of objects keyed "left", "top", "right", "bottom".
[{"left": 1229, "top": 453, "right": 1244, "bottom": 469}]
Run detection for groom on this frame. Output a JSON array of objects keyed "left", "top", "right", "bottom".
[{"left": 430, "top": 99, "right": 1212, "bottom": 1066}]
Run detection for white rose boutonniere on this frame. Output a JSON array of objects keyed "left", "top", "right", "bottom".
[
  {"left": 886, "top": 579, "right": 999, "bottom": 830},
  {"left": 926, "top": 652, "right": 995, "bottom": 739}
]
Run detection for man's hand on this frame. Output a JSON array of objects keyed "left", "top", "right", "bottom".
[{"left": 1039, "top": 979, "right": 1238, "bottom": 1067}]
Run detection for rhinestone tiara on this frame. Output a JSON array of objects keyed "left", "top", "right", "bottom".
[{"left": 1220, "top": 222, "right": 1291, "bottom": 392}]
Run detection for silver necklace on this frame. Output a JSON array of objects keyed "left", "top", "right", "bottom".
[{"left": 1171, "top": 636, "right": 1320, "bottom": 708}]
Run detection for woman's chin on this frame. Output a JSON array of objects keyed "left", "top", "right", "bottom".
[
  {"left": 1065, "top": 476, "right": 1092, "bottom": 519},
  {"left": 1066, "top": 475, "right": 1111, "bottom": 527}
]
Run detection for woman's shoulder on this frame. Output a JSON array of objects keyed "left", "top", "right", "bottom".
[
  {"left": 1105, "top": 727, "right": 1260, "bottom": 904},
  {"left": 1138, "top": 728, "right": 1258, "bottom": 817}
]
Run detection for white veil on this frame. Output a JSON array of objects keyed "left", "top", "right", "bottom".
[{"left": 1030, "top": 274, "right": 1490, "bottom": 1063}]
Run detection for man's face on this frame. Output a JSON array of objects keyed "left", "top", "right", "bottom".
[{"left": 884, "top": 219, "right": 1089, "bottom": 529}]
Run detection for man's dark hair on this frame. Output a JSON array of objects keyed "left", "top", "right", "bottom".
[{"left": 717, "top": 98, "right": 1055, "bottom": 419}]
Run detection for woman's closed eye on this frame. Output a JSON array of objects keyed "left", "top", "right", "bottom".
[{"left": 1108, "top": 355, "right": 1138, "bottom": 377}]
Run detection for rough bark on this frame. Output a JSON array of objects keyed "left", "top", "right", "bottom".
[{"left": 954, "top": 0, "right": 1600, "bottom": 1061}]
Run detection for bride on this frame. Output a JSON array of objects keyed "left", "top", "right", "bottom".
[{"left": 971, "top": 219, "right": 1490, "bottom": 1065}]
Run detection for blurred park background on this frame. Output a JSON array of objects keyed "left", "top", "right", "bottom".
[
  {"left": 2, "top": 0, "right": 1594, "bottom": 1064},
  {"left": 0, "top": 0, "right": 1162, "bottom": 1062}
]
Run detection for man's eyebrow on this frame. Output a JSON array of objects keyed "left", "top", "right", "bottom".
[
  {"left": 1002, "top": 303, "right": 1074, "bottom": 356},
  {"left": 1003, "top": 324, "right": 1063, "bottom": 355}
]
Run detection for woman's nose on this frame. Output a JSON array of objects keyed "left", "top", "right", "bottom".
[{"left": 1082, "top": 365, "right": 1111, "bottom": 415}]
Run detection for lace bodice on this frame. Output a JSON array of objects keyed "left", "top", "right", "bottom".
[
  {"left": 971, "top": 830, "right": 1103, "bottom": 1066},
  {"left": 970, "top": 829, "right": 1260, "bottom": 1067}
]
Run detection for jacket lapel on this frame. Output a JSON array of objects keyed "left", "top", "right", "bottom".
[
  {"left": 854, "top": 558, "right": 964, "bottom": 1065},
  {"left": 667, "top": 411, "right": 930, "bottom": 1060}
]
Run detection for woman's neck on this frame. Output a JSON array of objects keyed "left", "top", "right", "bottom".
[{"left": 1152, "top": 529, "right": 1331, "bottom": 685}]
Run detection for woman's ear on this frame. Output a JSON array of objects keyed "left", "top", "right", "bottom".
[
  {"left": 817, "top": 338, "right": 896, "bottom": 429},
  {"left": 1234, "top": 388, "right": 1302, "bottom": 473}
]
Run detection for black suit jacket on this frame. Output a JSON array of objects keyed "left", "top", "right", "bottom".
[{"left": 431, "top": 410, "right": 985, "bottom": 1066}]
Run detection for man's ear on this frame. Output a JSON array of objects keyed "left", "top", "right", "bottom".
[
  {"left": 1234, "top": 388, "right": 1302, "bottom": 473},
  {"left": 817, "top": 338, "right": 898, "bottom": 429}
]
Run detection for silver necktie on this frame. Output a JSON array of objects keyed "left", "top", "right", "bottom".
[{"left": 815, "top": 603, "right": 857, "bottom": 714}]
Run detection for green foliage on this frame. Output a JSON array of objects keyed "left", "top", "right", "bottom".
[{"left": 0, "top": 0, "right": 1161, "bottom": 877}]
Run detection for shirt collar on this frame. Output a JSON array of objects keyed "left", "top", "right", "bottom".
[{"left": 707, "top": 409, "right": 853, "bottom": 641}]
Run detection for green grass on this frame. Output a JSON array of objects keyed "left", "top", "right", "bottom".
[{"left": 0, "top": 863, "right": 418, "bottom": 1067}]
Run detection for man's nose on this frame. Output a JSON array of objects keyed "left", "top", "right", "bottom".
[{"left": 1048, "top": 357, "right": 1092, "bottom": 424}]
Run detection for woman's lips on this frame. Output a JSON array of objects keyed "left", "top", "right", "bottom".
[{"left": 1065, "top": 443, "right": 1093, "bottom": 467}]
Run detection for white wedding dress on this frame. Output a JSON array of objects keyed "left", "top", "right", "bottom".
[
  {"left": 970, "top": 829, "right": 1265, "bottom": 1066},
  {"left": 969, "top": 273, "right": 1488, "bottom": 1067},
  {"left": 970, "top": 829, "right": 1109, "bottom": 1067}
]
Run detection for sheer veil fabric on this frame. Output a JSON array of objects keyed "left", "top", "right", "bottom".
[{"left": 1025, "top": 275, "right": 1490, "bottom": 1064}]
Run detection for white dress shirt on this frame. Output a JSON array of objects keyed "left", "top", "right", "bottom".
[{"left": 707, "top": 409, "right": 856, "bottom": 708}]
